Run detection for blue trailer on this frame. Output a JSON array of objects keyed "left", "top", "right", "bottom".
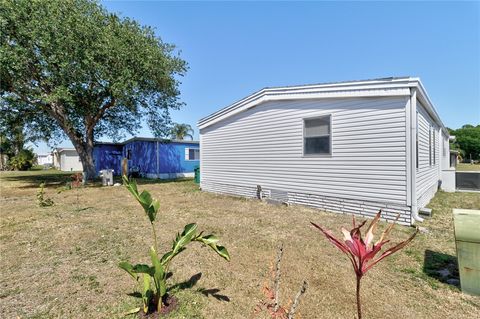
[{"left": 93, "top": 138, "right": 199, "bottom": 179}]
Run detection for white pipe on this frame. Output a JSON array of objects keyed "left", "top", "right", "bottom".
[{"left": 410, "top": 87, "right": 424, "bottom": 223}]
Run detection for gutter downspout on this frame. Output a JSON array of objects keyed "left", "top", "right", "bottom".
[{"left": 410, "top": 87, "right": 424, "bottom": 223}]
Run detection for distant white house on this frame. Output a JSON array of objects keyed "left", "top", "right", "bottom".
[
  {"left": 36, "top": 153, "right": 53, "bottom": 166},
  {"left": 53, "top": 148, "right": 83, "bottom": 172},
  {"left": 198, "top": 77, "right": 453, "bottom": 225}
]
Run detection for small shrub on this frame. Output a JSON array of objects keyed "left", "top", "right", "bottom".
[
  {"left": 8, "top": 149, "right": 35, "bottom": 171},
  {"left": 37, "top": 182, "right": 54, "bottom": 207},
  {"left": 118, "top": 176, "right": 230, "bottom": 315},
  {"left": 71, "top": 173, "right": 82, "bottom": 187},
  {"left": 254, "top": 244, "right": 308, "bottom": 319}
]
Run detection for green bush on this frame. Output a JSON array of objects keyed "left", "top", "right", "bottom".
[{"left": 8, "top": 149, "right": 35, "bottom": 170}]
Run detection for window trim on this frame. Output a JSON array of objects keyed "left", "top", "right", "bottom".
[
  {"left": 302, "top": 114, "right": 332, "bottom": 157},
  {"left": 416, "top": 111, "right": 419, "bottom": 170},
  {"left": 429, "top": 125, "right": 432, "bottom": 166},
  {"left": 185, "top": 147, "right": 200, "bottom": 161}
]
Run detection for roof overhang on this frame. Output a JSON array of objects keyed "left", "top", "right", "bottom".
[
  {"left": 120, "top": 137, "right": 199, "bottom": 145},
  {"left": 198, "top": 77, "right": 448, "bottom": 135}
]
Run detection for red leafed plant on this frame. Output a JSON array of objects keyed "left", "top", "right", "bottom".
[
  {"left": 311, "top": 211, "right": 418, "bottom": 319},
  {"left": 71, "top": 173, "right": 83, "bottom": 188}
]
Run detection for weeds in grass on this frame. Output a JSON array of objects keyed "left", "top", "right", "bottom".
[
  {"left": 254, "top": 244, "right": 308, "bottom": 319},
  {"left": 118, "top": 176, "right": 230, "bottom": 316},
  {"left": 36, "top": 182, "right": 54, "bottom": 207},
  {"left": 311, "top": 211, "right": 418, "bottom": 319}
]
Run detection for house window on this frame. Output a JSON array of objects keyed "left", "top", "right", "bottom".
[
  {"left": 416, "top": 112, "right": 419, "bottom": 169},
  {"left": 433, "top": 129, "right": 436, "bottom": 165},
  {"left": 429, "top": 126, "right": 432, "bottom": 166},
  {"left": 126, "top": 149, "right": 132, "bottom": 160},
  {"left": 303, "top": 115, "right": 331, "bottom": 155},
  {"left": 185, "top": 148, "right": 199, "bottom": 160}
]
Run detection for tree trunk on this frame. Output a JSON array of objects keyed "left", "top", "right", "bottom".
[{"left": 72, "top": 141, "right": 96, "bottom": 183}]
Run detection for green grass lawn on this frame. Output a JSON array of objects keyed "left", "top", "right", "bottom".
[{"left": 1, "top": 170, "right": 479, "bottom": 318}]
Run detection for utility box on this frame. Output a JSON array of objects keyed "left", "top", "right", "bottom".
[
  {"left": 194, "top": 166, "right": 200, "bottom": 184},
  {"left": 100, "top": 169, "right": 114, "bottom": 186},
  {"left": 453, "top": 208, "right": 480, "bottom": 295}
]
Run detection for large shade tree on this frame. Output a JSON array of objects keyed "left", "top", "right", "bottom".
[{"left": 0, "top": 0, "right": 187, "bottom": 180}]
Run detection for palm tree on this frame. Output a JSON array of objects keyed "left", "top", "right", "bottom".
[{"left": 170, "top": 123, "right": 194, "bottom": 140}]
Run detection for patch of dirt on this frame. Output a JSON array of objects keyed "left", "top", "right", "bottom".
[{"left": 139, "top": 295, "right": 179, "bottom": 318}]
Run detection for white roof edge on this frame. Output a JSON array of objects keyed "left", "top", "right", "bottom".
[
  {"left": 53, "top": 148, "right": 77, "bottom": 152},
  {"left": 198, "top": 77, "right": 448, "bottom": 135},
  {"left": 414, "top": 80, "right": 449, "bottom": 135}
]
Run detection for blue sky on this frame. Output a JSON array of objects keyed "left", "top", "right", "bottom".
[{"left": 34, "top": 0, "right": 479, "bottom": 152}]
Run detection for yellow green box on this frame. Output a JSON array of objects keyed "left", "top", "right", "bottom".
[{"left": 453, "top": 208, "right": 480, "bottom": 295}]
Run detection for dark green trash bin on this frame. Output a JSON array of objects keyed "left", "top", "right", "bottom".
[{"left": 194, "top": 166, "right": 200, "bottom": 184}]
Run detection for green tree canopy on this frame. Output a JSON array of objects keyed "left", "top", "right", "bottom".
[
  {"left": 449, "top": 124, "right": 480, "bottom": 161},
  {"left": 0, "top": 0, "right": 187, "bottom": 179},
  {"left": 170, "top": 123, "right": 194, "bottom": 140}
]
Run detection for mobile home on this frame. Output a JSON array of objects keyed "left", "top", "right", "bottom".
[
  {"left": 94, "top": 138, "right": 199, "bottom": 179},
  {"left": 53, "top": 148, "right": 83, "bottom": 172},
  {"left": 198, "top": 77, "right": 453, "bottom": 225}
]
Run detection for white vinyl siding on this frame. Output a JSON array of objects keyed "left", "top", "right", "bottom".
[
  {"left": 416, "top": 101, "right": 440, "bottom": 208},
  {"left": 200, "top": 96, "right": 409, "bottom": 206},
  {"left": 59, "top": 150, "right": 83, "bottom": 172}
]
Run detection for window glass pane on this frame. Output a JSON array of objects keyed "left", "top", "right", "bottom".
[
  {"left": 304, "top": 117, "right": 330, "bottom": 137},
  {"left": 304, "top": 136, "right": 330, "bottom": 154},
  {"left": 188, "top": 148, "right": 199, "bottom": 160}
]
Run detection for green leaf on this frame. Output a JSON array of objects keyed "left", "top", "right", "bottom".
[
  {"left": 198, "top": 234, "right": 219, "bottom": 245},
  {"left": 123, "top": 176, "right": 159, "bottom": 222},
  {"left": 177, "top": 223, "right": 198, "bottom": 247},
  {"left": 118, "top": 261, "right": 138, "bottom": 280},
  {"left": 132, "top": 264, "right": 154, "bottom": 276},
  {"left": 142, "top": 275, "right": 152, "bottom": 314},
  {"left": 124, "top": 307, "right": 141, "bottom": 316},
  {"left": 150, "top": 247, "right": 166, "bottom": 297},
  {"left": 214, "top": 245, "right": 231, "bottom": 261},
  {"left": 160, "top": 223, "right": 198, "bottom": 265},
  {"left": 195, "top": 234, "right": 231, "bottom": 261}
]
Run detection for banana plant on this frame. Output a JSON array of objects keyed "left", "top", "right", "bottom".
[{"left": 119, "top": 176, "right": 230, "bottom": 315}]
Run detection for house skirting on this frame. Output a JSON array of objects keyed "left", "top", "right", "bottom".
[
  {"left": 146, "top": 172, "right": 194, "bottom": 179},
  {"left": 201, "top": 181, "right": 411, "bottom": 225},
  {"left": 417, "top": 182, "right": 439, "bottom": 211}
]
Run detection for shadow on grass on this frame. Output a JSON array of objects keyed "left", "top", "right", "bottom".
[
  {"left": 127, "top": 273, "right": 230, "bottom": 303},
  {"left": 423, "top": 249, "right": 459, "bottom": 287},
  {"left": 1, "top": 170, "right": 75, "bottom": 188},
  {"left": 197, "top": 288, "right": 230, "bottom": 302},
  {"left": 168, "top": 273, "right": 202, "bottom": 291},
  {"left": 1, "top": 170, "right": 194, "bottom": 189}
]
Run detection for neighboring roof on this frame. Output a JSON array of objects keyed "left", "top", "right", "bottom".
[
  {"left": 94, "top": 137, "right": 199, "bottom": 145},
  {"left": 198, "top": 77, "right": 448, "bottom": 135},
  {"left": 123, "top": 137, "right": 199, "bottom": 144},
  {"left": 53, "top": 148, "right": 77, "bottom": 153}
]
